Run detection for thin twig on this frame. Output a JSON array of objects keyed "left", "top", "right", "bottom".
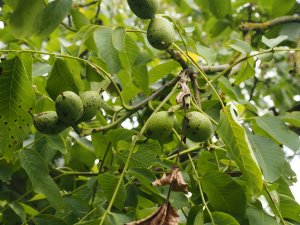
[
  {"left": 77, "top": 1, "right": 98, "bottom": 7},
  {"left": 60, "top": 22, "right": 77, "bottom": 32},
  {"left": 95, "top": 0, "right": 102, "bottom": 19}
]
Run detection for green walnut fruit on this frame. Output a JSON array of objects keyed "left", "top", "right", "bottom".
[
  {"left": 127, "top": 0, "right": 158, "bottom": 19},
  {"left": 79, "top": 91, "right": 101, "bottom": 122},
  {"left": 145, "top": 111, "right": 174, "bottom": 141},
  {"left": 147, "top": 17, "right": 175, "bottom": 50},
  {"left": 33, "top": 111, "right": 67, "bottom": 135},
  {"left": 55, "top": 91, "right": 83, "bottom": 125},
  {"left": 183, "top": 111, "right": 213, "bottom": 142}
]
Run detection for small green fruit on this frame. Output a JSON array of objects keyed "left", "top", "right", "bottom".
[
  {"left": 145, "top": 111, "right": 174, "bottom": 141},
  {"left": 147, "top": 17, "right": 175, "bottom": 50},
  {"left": 127, "top": 0, "right": 158, "bottom": 19},
  {"left": 79, "top": 91, "right": 101, "bottom": 122},
  {"left": 55, "top": 91, "right": 83, "bottom": 125},
  {"left": 183, "top": 111, "right": 213, "bottom": 142},
  {"left": 33, "top": 111, "right": 67, "bottom": 135}
]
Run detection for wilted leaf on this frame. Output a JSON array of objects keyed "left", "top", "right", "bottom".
[
  {"left": 152, "top": 167, "right": 188, "bottom": 193},
  {"left": 126, "top": 203, "right": 179, "bottom": 225}
]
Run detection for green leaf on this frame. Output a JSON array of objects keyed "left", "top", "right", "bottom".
[
  {"left": 127, "top": 168, "right": 159, "bottom": 194},
  {"left": 246, "top": 206, "right": 277, "bottom": 225},
  {"left": 255, "top": 115, "right": 300, "bottom": 151},
  {"left": 19, "top": 203, "right": 39, "bottom": 216},
  {"left": 216, "top": 105, "right": 263, "bottom": 195},
  {"left": 132, "top": 64, "right": 149, "bottom": 94},
  {"left": 272, "top": 0, "right": 295, "bottom": 16},
  {"left": 217, "top": 77, "right": 239, "bottom": 101},
  {"left": 208, "top": 0, "right": 232, "bottom": 18},
  {"left": 37, "top": 0, "right": 72, "bottom": 36},
  {"left": 94, "top": 27, "right": 122, "bottom": 74},
  {"left": 196, "top": 151, "right": 218, "bottom": 175},
  {"left": 187, "top": 206, "right": 204, "bottom": 225},
  {"left": 9, "top": 0, "right": 45, "bottom": 37},
  {"left": 247, "top": 134, "right": 284, "bottom": 183},
  {"left": 112, "top": 27, "right": 126, "bottom": 52},
  {"left": 9, "top": 202, "right": 26, "bottom": 223},
  {"left": 201, "top": 171, "right": 246, "bottom": 216},
  {"left": 280, "top": 111, "right": 300, "bottom": 127},
  {"left": 98, "top": 173, "right": 126, "bottom": 210},
  {"left": 70, "top": 8, "right": 90, "bottom": 30},
  {"left": 118, "top": 141, "right": 158, "bottom": 169},
  {"left": 118, "top": 32, "right": 140, "bottom": 73},
  {"left": 19, "top": 148, "right": 64, "bottom": 210},
  {"left": 211, "top": 212, "right": 240, "bottom": 225},
  {"left": 33, "top": 215, "right": 68, "bottom": 225},
  {"left": 233, "top": 60, "right": 255, "bottom": 85},
  {"left": 227, "top": 39, "right": 252, "bottom": 55},
  {"left": 262, "top": 35, "right": 288, "bottom": 48},
  {"left": 46, "top": 58, "right": 84, "bottom": 100},
  {"left": 34, "top": 133, "right": 66, "bottom": 165},
  {"left": 0, "top": 56, "right": 35, "bottom": 160},
  {"left": 0, "top": 159, "right": 16, "bottom": 181},
  {"left": 107, "top": 128, "right": 136, "bottom": 148},
  {"left": 148, "top": 60, "right": 180, "bottom": 84},
  {"left": 196, "top": 44, "right": 217, "bottom": 65},
  {"left": 279, "top": 194, "right": 300, "bottom": 223},
  {"left": 117, "top": 69, "right": 140, "bottom": 102}
]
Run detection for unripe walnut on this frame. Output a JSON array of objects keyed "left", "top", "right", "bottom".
[
  {"left": 55, "top": 91, "right": 83, "bottom": 125},
  {"left": 183, "top": 111, "right": 213, "bottom": 142},
  {"left": 147, "top": 17, "right": 175, "bottom": 50},
  {"left": 79, "top": 91, "right": 101, "bottom": 122},
  {"left": 145, "top": 111, "right": 174, "bottom": 141},
  {"left": 127, "top": 0, "right": 158, "bottom": 19},
  {"left": 33, "top": 111, "right": 67, "bottom": 135}
]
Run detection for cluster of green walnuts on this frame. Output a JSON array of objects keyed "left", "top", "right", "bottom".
[
  {"left": 127, "top": 0, "right": 176, "bottom": 50},
  {"left": 145, "top": 110, "right": 213, "bottom": 143},
  {"left": 33, "top": 91, "right": 101, "bottom": 135}
]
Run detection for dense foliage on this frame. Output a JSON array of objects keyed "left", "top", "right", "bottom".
[{"left": 0, "top": 0, "right": 300, "bottom": 224}]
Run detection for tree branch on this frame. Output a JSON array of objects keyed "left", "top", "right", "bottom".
[
  {"left": 80, "top": 75, "right": 181, "bottom": 136},
  {"left": 200, "top": 64, "right": 230, "bottom": 73},
  {"left": 239, "top": 15, "right": 300, "bottom": 32}
]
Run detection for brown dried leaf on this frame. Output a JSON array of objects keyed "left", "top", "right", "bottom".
[
  {"left": 152, "top": 167, "right": 188, "bottom": 193},
  {"left": 125, "top": 203, "right": 179, "bottom": 225},
  {"left": 164, "top": 204, "right": 180, "bottom": 225}
]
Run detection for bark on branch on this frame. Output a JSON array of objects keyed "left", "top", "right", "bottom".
[{"left": 239, "top": 15, "right": 300, "bottom": 32}]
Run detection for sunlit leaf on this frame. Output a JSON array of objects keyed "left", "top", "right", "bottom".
[
  {"left": 227, "top": 39, "right": 252, "bottom": 55},
  {"left": 9, "top": 0, "right": 44, "bottom": 37},
  {"left": 280, "top": 111, "right": 300, "bottom": 127},
  {"left": 262, "top": 35, "right": 288, "bottom": 48},
  {"left": 148, "top": 60, "right": 180, "bottom": 84},
  {"left": 94, "top": 27, "right": 122, "bottom": 74},
  {"left": 248, "top": 134, "right": 285, "bottom": 183},
  {"left": 233, "top": 60, "right": 255, "bottom": 85},
  {"left": 255, "top": 115, "right": 300, "bottom": 151},
  {"left": 246, "top": 206, "right": 277, "bottom": 225},
  {"left": 216, "top": 105, "right": 263, "bottom": 195},
  {"left": 37, "top": 0, "right": 72, "bottom": 36},
  {"left": 279, "top": 194, "right": 300, "bottom": 223}
]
